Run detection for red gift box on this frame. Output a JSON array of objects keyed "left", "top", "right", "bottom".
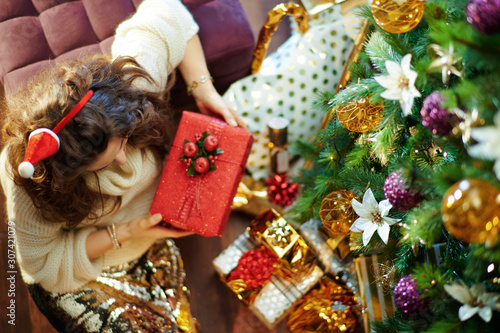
[{"left": 150, "top": 111, "right": 253, "bottom": 236}]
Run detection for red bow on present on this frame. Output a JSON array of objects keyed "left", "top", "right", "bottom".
[{"left": 266, "top": 174, "right": 299, "bottom": 207}]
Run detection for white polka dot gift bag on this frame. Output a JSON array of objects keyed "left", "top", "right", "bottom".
[{"left": 223, "top": 3, "right": 356, "bottom": 181}]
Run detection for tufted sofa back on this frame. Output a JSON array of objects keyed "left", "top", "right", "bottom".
[{"left": 0, "top": 0, "right": 255, "bottom": 104}]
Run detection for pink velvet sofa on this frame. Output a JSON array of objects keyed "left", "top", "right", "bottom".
[{"left": 0, "top": 0, "right": 255, "bottom": 107}]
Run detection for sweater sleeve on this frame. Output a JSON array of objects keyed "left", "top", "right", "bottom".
[
  {"left": 0, "top": 150, "right": 103, "bottom": 293},
  {"left": 111, "top": 0, "right": 199, "bottom": 93}
]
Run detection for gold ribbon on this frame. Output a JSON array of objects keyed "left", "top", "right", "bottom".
[
  {"left": 251, "top": 3, "right": 309, "bottom": 74},
  {"left": 232, "top": 175, "right": 284, "bottom": 216},
  {"left": 225, "top": 278, "right": 261, "bottom": 305}
]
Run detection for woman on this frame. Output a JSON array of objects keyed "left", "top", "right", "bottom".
[{"left": 0, "top": 0, "right": 246, "bottom": 331}]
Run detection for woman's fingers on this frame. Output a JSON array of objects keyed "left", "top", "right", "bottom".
[
  {"left": 227, "top": 106, "right": 249, "bottom": 131},
  {"left": 192, "top": 84, "right": 249, "bottom": 131},
  {"left": 159, "top": 228, "right": 195, "bottom": 238},
  {"left": 143, "top": 214, "right": 194, "bottom": 238}
]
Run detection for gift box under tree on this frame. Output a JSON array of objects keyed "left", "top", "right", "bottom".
[
  {"left": 213, "top": 209, "right": 324, "bottom": 329},
  {"left": 150, "top": 111, "right": 253, "bottom": 237}
]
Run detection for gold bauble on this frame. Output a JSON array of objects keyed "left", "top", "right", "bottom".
[
  {"left": 336, "top": 98, "right": 384, "bottom": 133},
  {"left": 441, "top": 179, "right": 500, "bottom": 245},
  {"left": 320, "top": 190, "right": 360, "bottom": 236},
  {"left": 371, "top": 0, "right": 425, "bottom": 34}
]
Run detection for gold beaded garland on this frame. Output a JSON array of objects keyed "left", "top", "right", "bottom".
[
  {"left": 371, "top": 0, "right": 426, "bottom": 34},
  {"left": 441, "top": 179, "right": 500, "bottom": 245},
  {"left": 320, "top": 190, "right": 360, "bottom": 236},
  {"left": 336, "top": 98, "right": 384, "bottom": 133}
]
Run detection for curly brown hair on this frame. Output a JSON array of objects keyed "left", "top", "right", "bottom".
[{"left": 1, "top": 54, "right": 177, "bottom": 227}]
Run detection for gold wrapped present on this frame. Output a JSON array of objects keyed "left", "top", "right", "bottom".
[
  {"left": 353, "top": 254, "right": 396, "bottom": 333},
  {"left": 249, "top": 209, "right": 317, "bottom": 280},
  {"left": 299, "top": 219, "right": 358, "bottom": 294},
  {"left": 287, "top": 275, "right": 360, "bottom": 333},
  {"left": 212, "top": 216, "right": 324, "bottom": 329}
]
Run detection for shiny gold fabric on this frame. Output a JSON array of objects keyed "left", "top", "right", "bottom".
[
  {"left": 251, "top": 3, "right": 308, "bottom": 74},
  {"left": 28, "top": 239, "right": 198, "bottom": 333}
]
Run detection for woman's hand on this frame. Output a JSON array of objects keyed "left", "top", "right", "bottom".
[
  {"left": 178, "top": 34, "right": 249, "bottom": 131},
  {"left": 119, "top": 213, "right": 194, "bottom": 240},
  {"left": 191, "top": 81, "right": 249, "bottom": 131},
  {"left": 86, "top": 214, "right": 192, "bottom": 261}
]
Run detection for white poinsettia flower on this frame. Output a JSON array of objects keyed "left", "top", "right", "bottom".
[
  {"left": 444, "top": 282, "right": 500, "bottom": 322},
  {"left": 468, "top": 111, "right": 500, "bottom": 180},
  {"left": 349, "top": 188, "right": 401, "bottom": 246},
  {"left": 374, "top": 53, "right": 421, "bottom": 117}
]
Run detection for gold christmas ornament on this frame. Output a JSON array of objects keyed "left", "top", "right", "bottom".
[
  {"left": 320, "top": 190, "right": 360, "bottom": 236},
  {"left": 371, "top": 0, "right": 425, "bottom": 34},
  {"left": 336, "top": 97, "right": 384, "bottom": 133},
  {"left": 441, "top": 179, "right": 500, "bottom": 246}
]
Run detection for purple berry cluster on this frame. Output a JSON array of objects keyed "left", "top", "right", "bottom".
[{"left": 384, "top": 170, "right": 424, "bottom": 211}]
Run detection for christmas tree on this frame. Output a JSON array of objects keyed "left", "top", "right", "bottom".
[{"left": 290, "top": 0, "right": 500, "bottom": 331}]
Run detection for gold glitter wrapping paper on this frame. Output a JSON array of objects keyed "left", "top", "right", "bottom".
[
  {"left": 249, "top": 208, "right": 317, "bottom": 279},
  {"left": 287, "top": 276, "right": 359, "bottom": 333},
  {"left": 353, "top": 254, "right": 395, "bottom": 333},
  {"left": 212, "top": 224, "right": 324, "bottom": 329},
  {"left": 251, "top": 3, "right": 309, "bottom": 74},
  {"left": 27, "top": 239, "right": 197, "bottom": 333}
]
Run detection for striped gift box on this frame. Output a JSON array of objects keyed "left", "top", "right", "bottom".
[{"left": 354, "top": 254, "right": 396, "bottom": 333}]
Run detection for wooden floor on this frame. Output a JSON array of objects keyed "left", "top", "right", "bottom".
[{"left": 0, "top": 1, "right": 291, "bottom": 332}]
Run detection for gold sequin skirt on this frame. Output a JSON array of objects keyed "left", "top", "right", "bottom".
[{"left": 28, "top": 239, "right": 198, "bottom": 333}]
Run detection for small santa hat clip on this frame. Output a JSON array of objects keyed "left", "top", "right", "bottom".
[{"left": 18, "top": 90, "right": 94, "bottom": 178}]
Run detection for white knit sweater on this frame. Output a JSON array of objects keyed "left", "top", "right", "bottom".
[
  {"left": 0, "top": 0, "right": 198, "bottom": 294},
  {"left": 111, "top": 0, "right": 199, "bottom": 92}
]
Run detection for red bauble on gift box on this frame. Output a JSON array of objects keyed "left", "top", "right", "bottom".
[{"left": 150, "top": 111, "right": 254, "bottom": 236}]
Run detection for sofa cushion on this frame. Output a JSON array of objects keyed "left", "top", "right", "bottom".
[
  {"left": 0, "top": 0, "right": 254, "bottom": 101},
  {"left": 0, "top": 0, "right": 37, "bottom": 21},
  {"left": 39, "top": 2, "right": 98, "bottom": 57},
  {"left": 83, "top": 0, "right": 138, "bottom": 41}
]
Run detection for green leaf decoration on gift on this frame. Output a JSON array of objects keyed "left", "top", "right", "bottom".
[{"left": 179, "top": 131, "right": 223, "bottom": 176}]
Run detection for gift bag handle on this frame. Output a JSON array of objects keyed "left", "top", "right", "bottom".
[{"left": 250, "top": 3, "right": 309, "bottom": 74}]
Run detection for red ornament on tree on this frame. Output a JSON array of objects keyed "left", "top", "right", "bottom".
[{"left": 266, "top": 174, "right": 299, "bottom": 207}]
